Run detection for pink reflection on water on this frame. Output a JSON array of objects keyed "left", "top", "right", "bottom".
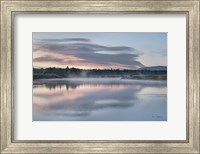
[{"left": 33, "top": 84, "right": 130, "bottom": 109}]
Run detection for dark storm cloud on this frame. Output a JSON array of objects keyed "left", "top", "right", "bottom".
[{"left": 33, "top": 38, "right": 144, "bottom": 69}]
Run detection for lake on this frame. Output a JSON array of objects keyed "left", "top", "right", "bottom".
[{"left": 33, "top": 78, "right": 167, "bottom": 121}]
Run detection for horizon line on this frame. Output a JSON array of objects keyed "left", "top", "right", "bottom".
[{"left": 33, "top": 65, "right": 167, "bottom": 70}]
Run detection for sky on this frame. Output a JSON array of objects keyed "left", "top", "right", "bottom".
[{"left": 33, "top": 32, "right": 167, "bottom": 70}]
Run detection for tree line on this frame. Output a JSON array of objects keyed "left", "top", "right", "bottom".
[{"left": 33, "top": 67, "right": 167, "bottom": 80}]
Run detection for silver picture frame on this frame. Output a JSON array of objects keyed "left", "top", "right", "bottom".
[{"left": 0, "top": 0, "right": 199, "bottom": 153}]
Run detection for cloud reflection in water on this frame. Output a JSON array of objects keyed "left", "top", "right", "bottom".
[{"left": 33, "top": 78, "right": 167, "bottom": 121}]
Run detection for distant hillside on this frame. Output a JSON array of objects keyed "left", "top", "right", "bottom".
[{"left": 138, "top": 66, "right": 167, "bottom": 71}]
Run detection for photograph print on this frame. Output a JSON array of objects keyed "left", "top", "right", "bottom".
[{"left": 33, "top": 32, "right": 167, "bottom": 121}]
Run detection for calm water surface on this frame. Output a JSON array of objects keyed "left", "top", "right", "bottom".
[{"left": 33, "top": 78, "right": 167, "bottom": 121}]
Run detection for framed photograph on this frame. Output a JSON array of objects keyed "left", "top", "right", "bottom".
[{"left": 0, "top": 0, "right": 199, "bottom": 153}]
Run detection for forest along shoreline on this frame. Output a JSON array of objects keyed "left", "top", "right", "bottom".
[{"left": 33, "top": 66, "right": 167, "bottom": 81}]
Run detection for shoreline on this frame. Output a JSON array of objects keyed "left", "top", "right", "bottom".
[{"left": 33, "top": 77, "right": 167, "bottom": 85}]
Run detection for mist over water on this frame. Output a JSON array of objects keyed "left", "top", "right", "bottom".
[{"left": 33, "top": 78, "right": 167, "bottom": 121}]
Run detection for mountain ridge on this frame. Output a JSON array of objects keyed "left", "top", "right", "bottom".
[{"left": 138, "top": 66, "right": 167, "bottom": 71}]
